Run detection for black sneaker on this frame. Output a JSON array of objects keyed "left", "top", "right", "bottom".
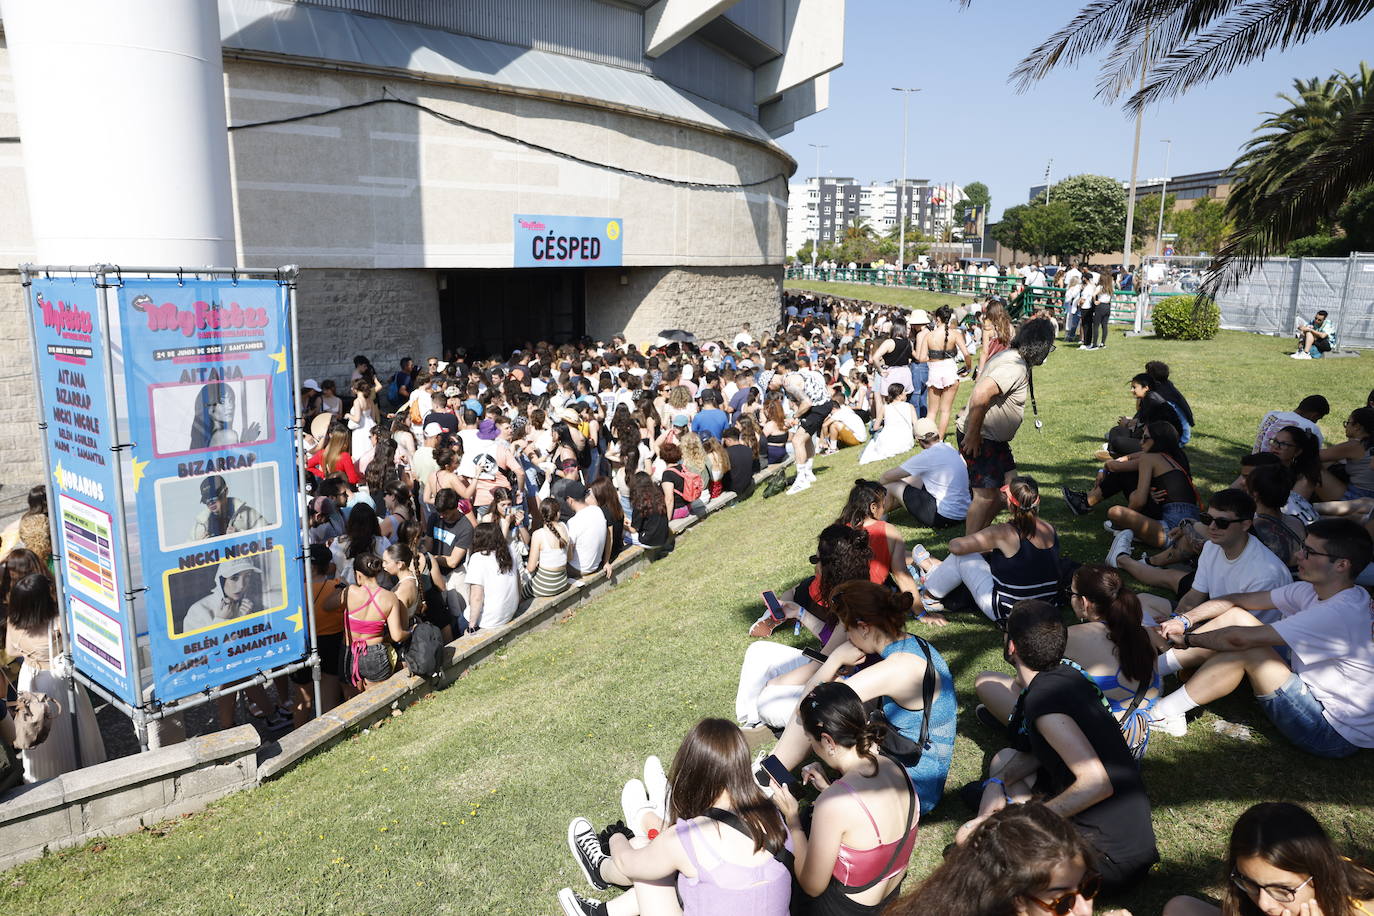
[
  {"left": 567, "top": 817, "right": 609, "bottom": 891},
  {"left": 975, "top": 703, "right": 1007, "bottom": 732},
  {"left": 558, "top": 888, "right": 608, "bottom": 916},
  {"left": 1061, "top": 486, "right": 1091, "bottom": 517}
]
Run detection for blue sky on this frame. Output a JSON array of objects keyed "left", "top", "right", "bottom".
[{"left": 777, "top": 1, "right": 1374, "bottom": 220}]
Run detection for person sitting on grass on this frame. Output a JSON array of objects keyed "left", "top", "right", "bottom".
[
  {"left": 893, "top": 803, "right": 1134, "bottom": 916},
  {"left": 627, "top": 471, "right": 672, "bottom": 551},
  {"left": 1255, "top": 395, "right": 1329, "bottom": 453},
  {"left": 737, "top": 525, "right": 875, "bottom": 729},
  {"left": 917, "top": 476, "right": 1061, "bottom": 626},
  {"left": 1100, "top": 373, "right": 1178, "bottom": 459},
  {"left": 1110, "top": 489, "right": 1291, "bottom": 624},
  {"left": 976, "top": 566, "right": 1161, "bottom": 755},
  {"left": 878, "top": 416, "right": 970, "bottom": 534},
  {"left": 1314, "top": 406, "right": 1374, "bottom": 503},
  {"left": 964, "top": 599, "right": 1159, "bottom": 894},
  {"left": 1150, "top": 518, "right": 1374, "bottom": 757},
  {"left": 1062, "top": 422, "right": 1200, "bottom": 554},
  {"left": 558, "top": 718, "right": 792, "bottom": 916},
  {"left": 1244, "top": 465, "right": 1309, "bottom": 572},
  {"left": 818, "top": 388, "right": 871, "bottom": 455},
  {"left": 772, "top": 682, "right": 921, "bottom": 915},
  {"left": 464, "top": 521, "right": 521, "bottom": 632},
  {"left": 1163, "top": 802, "right": 1374, "bottom": 916},
  {"left": 1145, "top": 360, "right": 1195, "bottom": 444},
  {"left": 834, "top": 480, "right": 921, "bottom": 604},
  {"left": 760, "top": 580, "right": 957, "bottom": 815}
]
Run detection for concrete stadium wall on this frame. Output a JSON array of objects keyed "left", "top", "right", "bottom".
[
  {"left": 294, "top": 268, "right": 443, "bottom": 389},
  {"left": 222, "top": 58, "right": 789, "bottom": 271},
  {"left": 586, "top": 265, "right": 782, "bottom": 344},
  {"left": 0, "top": 270, "right": 43, "bottom": 512}
]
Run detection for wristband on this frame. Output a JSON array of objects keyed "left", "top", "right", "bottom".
[
  {"left": 982, "top": 777, "right": 1010, "bottom": 801},
  {"left": 1177, "top": 613, "right": 1193, "bottom": 631}
]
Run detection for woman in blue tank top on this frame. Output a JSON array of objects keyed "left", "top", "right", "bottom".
[{"left": 764, "top": 580, "right": 957, "bottom": 815}]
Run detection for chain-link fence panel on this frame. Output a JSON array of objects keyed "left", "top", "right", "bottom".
[
  {"left": 1216, "top": 258, "right": 1298, "bottom": 334},
  {"left": 1338, "top": 253, "right": 1374, "bottom": 349}
]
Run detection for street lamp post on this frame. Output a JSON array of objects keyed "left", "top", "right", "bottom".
[
  {"left": 892, "top": 87, "right": 921, "bottom": 273},
  {"left": 1154, "top": 139, "right": 1173, "bottom": 259},
  {"left": 808, "top": 142, "right": 827, "bottom": 273}
]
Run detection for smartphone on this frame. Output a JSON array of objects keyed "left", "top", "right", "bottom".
[
  {"left": 801, "top": 646, "right": 827, "bottom": 664},
  {"left": 761, "top": 590, "right": 785, "bottom": 621},
  {"left": 753, "top": 754, "right": 796, "bottom": 789}
]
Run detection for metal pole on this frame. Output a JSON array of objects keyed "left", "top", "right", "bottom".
[
  {"left": 1122, "top": 25, "right": 1150, "bottom": 274},
  {"left": 92, "top": 269, "right": 155, "bottom": 752},
  {"left": 808, "top": 143, "right": 826, "bottom": 272},
  {"left": 1154, "top": 139, "right": 1172, "bottom": 259},
  {"left": 891, "top": 87, "right": 920, "bottom": 274}
]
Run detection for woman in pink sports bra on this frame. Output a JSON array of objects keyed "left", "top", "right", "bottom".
[
  {"left": 343, "top": 553, "right": 407, "bottom": 690},
  {"left": 774, "top": 681, "right": 920, "bottom": 916}
]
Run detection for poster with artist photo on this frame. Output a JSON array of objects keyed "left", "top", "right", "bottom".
[
  {"left": 154, "top": 463, "right": 281, "bottom": 552},
  {"left": 147, "top": 375, "right": 273, "bottom": 458},
  {"left": 165, "top": 545, "right": 286, "bottom": 637}
]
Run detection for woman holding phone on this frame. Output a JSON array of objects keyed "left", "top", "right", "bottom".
[
  {"left": 774, "top": 681, "right": 920, "bottom": 916},
  {"left": 558, "top": 718, "right": 792, "bottom": 916}
]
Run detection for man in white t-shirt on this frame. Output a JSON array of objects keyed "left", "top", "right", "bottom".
[
  {"left": 879, "top": 418, "right": 970, "bottom": 528},
  {"left": 464, "top": 538, "right": 520, "bottom": 631},
  {"left": 1254, "top": 395, "right": 1329, "bottom": 453},
  {"left": 565, "top": 485, "right": 610, "bottom": 577},
  {"left": 733, "top": 322, "right": 754, "bottom": 349},
  {"left": 1116, "top": 489, "right": 1291, "bottom": 623},
  {"left": 1150, "top": 518, "right": 1374, "bottom": 756}
]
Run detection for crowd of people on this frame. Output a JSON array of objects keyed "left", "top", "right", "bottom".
[{"left": 2, "top": 282, "right": 1372, "bottom": 914}]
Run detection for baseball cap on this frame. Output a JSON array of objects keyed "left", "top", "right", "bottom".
[
  {"left": 302, "top": 378, "right": 321, "bottom": 392},
  {"left": 562, "top": 481, "right": 588, "bottom": 501},
  {"left": 423, "top": 422, "right": 443, "bottom": 438},
  {"left": 672, "top": 414, "right": 690, "bottom": 427},
  {"left": 914, "top": 417, "right": 939, "bottom": 440},
  {"left": 199, "top": 475, "right": 228, "bottom": 504},
  {"left": 478, "top": 418, "right": 499, "bottom": 440}
]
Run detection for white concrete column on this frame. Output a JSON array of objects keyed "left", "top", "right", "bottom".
[{"left": 1, "top": 0, "right": 236, "bottom": 266}]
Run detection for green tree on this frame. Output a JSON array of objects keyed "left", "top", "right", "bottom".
[
  {"left": 1132, "top": 193, "right": 1177, "bottom": 250},
  {"left": 882, "top": 222, "right": 929, "bottom": 263},
  {"left": 1021, "top": 199, "right": 1075, "bottom": 257},
  {"left": 1000, "top": 4, "right": 1374, "bottom": 286},
  {"left": 990, "top": 204, "right": 1030, "bottom": 256},
  {"left": 1044, "top": 174, "right": 1127, "bottom": 259},
  {"left": 1171, "top": 198, "right": 1235, "bottom": 255},
  {"left": 837, "top": 219, "right": 878, "bottom": 265},
  {"left": 956, "top": 181, "right": 991, "bottom": 223}
]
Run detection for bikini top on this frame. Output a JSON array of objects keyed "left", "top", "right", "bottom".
[
  {"left": 830, "top": 767, "right": 920, "bottom": 888},
  {"left": 1089, "top": 668, "right": 1161, "bottom": 712},
  {"left": 347, "top": 586, "right": 389, "bottom": 639}
]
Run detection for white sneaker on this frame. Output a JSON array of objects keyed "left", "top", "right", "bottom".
[
  {"left": 1106, "top": 529, "right": 1135, "bottom": 568},
  {"left": 643, "top": 756, "right": 668, "bottom": 822},
  {"left": 620, "top": 779, "right": 654, "bottom": 838},
  {"left": 1149, "top": 713, "right": 1188, "bottom": 737},
  {"left": 786, "top": 475, "right": 812, "bottom": 495},
  {"left": 1103, "top": 519, "right": 1120, "bottom": 533},
  {"left": 1290, "top": 351, "right": 1312, "bottom": 360}
]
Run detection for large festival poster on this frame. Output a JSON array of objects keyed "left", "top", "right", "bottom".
[
  {"left": 28, "top": 276, "right": 140, "bottom": 705},
  {"left": 117, "top": 278, "right": 306, "bottom": 703}
]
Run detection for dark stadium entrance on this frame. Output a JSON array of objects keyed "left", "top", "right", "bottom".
[{"left": 438, "top": 268, "right": 586, "bottom": 359}]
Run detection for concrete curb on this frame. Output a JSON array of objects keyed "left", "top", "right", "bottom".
[{"left": 0, "top": 456, "right": 794, "bottom": 869}]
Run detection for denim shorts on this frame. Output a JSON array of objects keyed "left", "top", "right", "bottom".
[
  {"left": 1160, "top": 501, "right": 1200, "bottom": 530},
  {"left": 1257, "top": 674, "right": 1359, "bottom": 758},
  {"left": 1343, "top": 485, "right": 1374, "bottom": 500}
]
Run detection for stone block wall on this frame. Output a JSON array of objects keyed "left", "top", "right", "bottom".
[
  {"left": 294, "top": 268, "right": 443, "bottom": 390},
  {"left": 585, "top": 265, "right": 782, "bottom": 347},
  {"left": 0, "top": 270, "right": 45, "bottom": 516}
]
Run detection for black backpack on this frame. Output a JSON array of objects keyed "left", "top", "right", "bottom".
[{"left": 403, "top": 619, "right": 445, "bottom": 678}]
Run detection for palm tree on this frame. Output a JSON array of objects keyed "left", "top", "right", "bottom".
[
  {"left": 987, "top": 0, "right": 1374, "bottom": 286},
  {"left": 992, "top": 0, "right": 1374, "bottom": 111}
]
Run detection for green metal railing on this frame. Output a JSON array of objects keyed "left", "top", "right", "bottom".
[{"left": 784, "top": 266, "right": 1022, "bottom": 297}]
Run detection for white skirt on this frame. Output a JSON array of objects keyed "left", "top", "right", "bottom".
[{"left": 18, "top": 664, "right": 107, "bottom": 782}]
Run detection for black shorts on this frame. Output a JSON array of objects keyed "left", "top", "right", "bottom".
[
  {"left": 1313, "top": 336, "right": 1332, "bottom": 352},
  {"left": 289, "top": 631, "right": 344, "bottom": 685},
  {"left": 900, "top": 483, "right": 960, "bottom": 530},
  {"left": 1174, "top": 570, "right": 1196, "bottom": 600},
  {"left": 956, "top": 432, "right": 1016, "bottom": 490},
  {"left": 798, "top": 401, "right": 835, "bottom": 436}
]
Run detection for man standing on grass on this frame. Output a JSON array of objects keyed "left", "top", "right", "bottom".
[
  {"left": 955, "top": 317, "right": 1057, "bottom": 534},
  {"left": 1151, "top": 518, "right": 1374, "bottom": 758}
]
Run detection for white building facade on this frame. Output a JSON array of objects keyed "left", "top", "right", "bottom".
[{"left": 786, "top": 176, "right": 966, "bottom": 257}]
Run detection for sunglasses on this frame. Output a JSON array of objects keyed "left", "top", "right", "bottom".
[
  {"left": 1025, "top": 871, "right": 1101, "bottom": 915},
  {"left": 1199, "top": 512, "right": 1249, "bottom": 529},
  {"left": 1230, "top": 870, "right": 1313, "bottom": 903}
]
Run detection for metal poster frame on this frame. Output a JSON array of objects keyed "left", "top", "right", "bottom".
[{"left": 20, "top": 263, "right": 320, "bottom": 751}]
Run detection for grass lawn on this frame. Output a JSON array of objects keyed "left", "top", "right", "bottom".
[
  {"left": 785, "top": 279, "right": 968, "bottom": 313},
  {"left": 4, "top": 321, "right": 1372, "bottom": 915}
]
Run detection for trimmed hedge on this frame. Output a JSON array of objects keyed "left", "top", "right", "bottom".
[{"left": 1152, "top": 294, "right": 1220, "bottom": 341}]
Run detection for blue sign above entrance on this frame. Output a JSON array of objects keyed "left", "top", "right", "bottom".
[{"left": 513, "top": 214, "right": 622, "bottom": 267}]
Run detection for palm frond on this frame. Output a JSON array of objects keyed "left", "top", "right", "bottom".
[
  {"left": 1126, "top": 0, "right": 1374, "bottom": 111},
  {"left": 1094, "top": 0, "right": 1246, "bottom": 100},
  {"left": 1006, "top": 0, "right": 1165, "bottom": 91},
  {"left": 1205, "top": 95, "right": 1374, "bottom": 292}
]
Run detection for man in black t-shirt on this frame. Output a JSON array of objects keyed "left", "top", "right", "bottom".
[
  {"left": 422, "top": 393, "right": 460, "bottom": 435},
  {"left": 721, "top": 426, "right": 755, "bottom": 498},
  {"left": 963, "top": 600, "right": 1158, "bottom": 892},
  {"left": 427, "top": 489, "right": 474, "bottom": 630}
]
